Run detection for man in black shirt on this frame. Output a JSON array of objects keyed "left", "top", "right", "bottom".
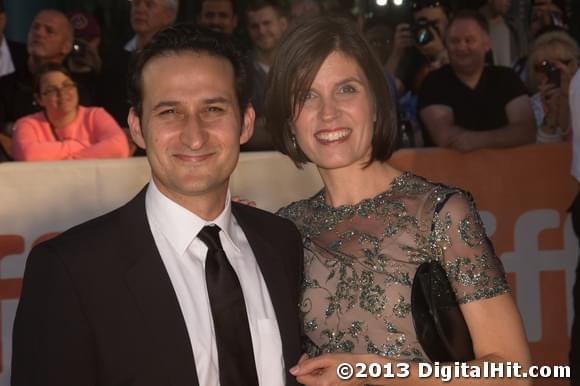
[{"left": 418, "top": 10, "right": 535, "bottom": 151}]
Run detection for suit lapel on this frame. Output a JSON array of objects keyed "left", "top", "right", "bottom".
[
  {"left": 231, "top": 203, "right": 301, "bottom": 383},
  {"left": 120, "top": 188, "right": 199, "bottom": 386}
]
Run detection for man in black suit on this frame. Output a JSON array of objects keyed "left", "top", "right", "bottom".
[{"left": 12, "top": 23, "right": 303, "bottom": 386}]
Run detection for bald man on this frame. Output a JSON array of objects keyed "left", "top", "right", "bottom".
[{"left": 26, "top": 9, "right": 73, "bottom": 72}]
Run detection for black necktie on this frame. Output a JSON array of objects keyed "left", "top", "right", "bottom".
[{"left": 198, "top": 225, "right": 259, "bottom": 385}]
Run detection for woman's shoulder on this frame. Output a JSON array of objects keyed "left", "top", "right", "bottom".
[
  {"left": 276, "top": 191, "right": 323, "bottom": 222},
  {"left": 14, "top": 111, "right": 48, "bottom": 132},
  {"left": 394, "top": 172, "right": 465, "bottom": 199},
  {"left": 396, "top": 172, "right": 475, "bottom": 215},
  {"left": 79, "top": 105, "right": 107, "bottom": 117},
  {"left": 15, "top": 111, "right": 46, "bottom": 125}
]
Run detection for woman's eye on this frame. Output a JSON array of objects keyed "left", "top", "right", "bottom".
[
  {"left": 303, "top": 91, "right": 316, "bottom": 101},
  {"left": 339, "top": 84, "right": 356, "bottom": 94}
]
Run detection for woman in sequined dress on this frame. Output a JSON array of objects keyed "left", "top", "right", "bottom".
[{"left": 264, "top": 16, "right": 531, "bottom": 386}]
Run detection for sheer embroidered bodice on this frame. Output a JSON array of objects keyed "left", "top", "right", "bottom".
[{"left": 277, "top": 172, "right": 509, "bottom": 362}]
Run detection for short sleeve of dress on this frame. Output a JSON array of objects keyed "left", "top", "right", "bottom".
[{"left": 432, "top": 192, "right": 510, "bottom": 304}]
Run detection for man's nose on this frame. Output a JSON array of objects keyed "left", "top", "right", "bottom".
[{"left": 180, "top": 116, "right": 209, "bottom": 149}]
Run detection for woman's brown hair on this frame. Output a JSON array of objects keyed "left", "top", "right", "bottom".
[
  {"left": 33, "top": 62, "right": 75, "bottom": 95},
  {"left": 265, "top": 16, "right": 398, "bottom": 167}
]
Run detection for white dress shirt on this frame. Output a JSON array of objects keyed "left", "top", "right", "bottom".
[
  {"left": 570, "top": 69, "right": 580, "bottom": 182},
  {"left": 0, "top": 36, "right": 15, "bottom": 77},
  {"left": 124, "top": 36, "right": 137, "bottom": 52},
  {"left": 145, "top": 180, "right": 286, "bottom": 386}
]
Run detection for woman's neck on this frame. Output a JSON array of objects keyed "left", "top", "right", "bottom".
[
  {"left": 318, "top": 161, "right": 402, "bottom": 207},
  {"left": 47, "top": 107, "right": 78, "bottom": 130}
]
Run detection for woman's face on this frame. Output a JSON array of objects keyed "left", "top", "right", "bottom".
[
  {"left": 292, "top": 51, "right": 375, "bottom": 171},
  {"left": 36, "top": 71, "right": 79, "bottom": 116}
]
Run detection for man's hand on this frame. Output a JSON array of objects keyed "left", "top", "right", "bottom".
[{"left": 232, "top": 196, "right": 257, "bottom": 207}]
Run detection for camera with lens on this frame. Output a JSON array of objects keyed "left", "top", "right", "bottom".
[
  {"left": 411, "top": 18, "right": 437, "bottom": 46},
  {"left": 539, "top": 60, "right": 561, "bottom": 87}
]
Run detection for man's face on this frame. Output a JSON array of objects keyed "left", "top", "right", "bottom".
[
  {"left": 290, "top": 0, "right": 321, "bottom": 22},
  {"left": 446, "top": 19, "right": 490, "bottom": 74},
  {"left": 413, "top": 6, "right": 448, "bottom": 40},
  {"left": 489, "top": 0, "right": 511, "bottom": 16},
  {"left": 128, "top": 52, "right": 254, "bottom": 206},
  {"left": 198, "top": 0, "right": 238, "bottom": 34},
  {"left": 247, "top": 6, "right": 288, "bottom": 53},
  {"left": 130, "top": 0, "right": 175, "bottom": 37},
  {"left": 27, "top": 10, "right": 72, "bottom": 62}
]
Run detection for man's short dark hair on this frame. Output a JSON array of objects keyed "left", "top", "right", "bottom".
[
  {"left": 198, "top": 0, "right": 238, "bottom": 16},
  {"left": 128, "top": 22, "right": 251, "bottom": 119},
  {"left": 246, "top": 0, "right": 286, "bottom": 17},
  {"left": 448, "top": 9, "right": 489, "bottom": 35},
  {"left": 0, "top": 0, "right": 5, "bottom": 14},
  {"left": 411, "top": 0, "right": 449, "bottom": 16},
  {"left": 265, "top": 16, "right": 397, "bottom": 168}
]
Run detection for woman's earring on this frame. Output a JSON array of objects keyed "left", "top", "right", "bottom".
[{"left": 291, "top": 134, "right": 297, "bottom": 150}]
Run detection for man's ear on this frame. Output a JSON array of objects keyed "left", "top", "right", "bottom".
[
  {"left": 62, "top": 34, "right": 74, "bottom": 56},
  {"left": 128, "top": 108, "right": 146, "bottom": 149},
  {"left": 232, "top": 15, "right": 239, "bottom": 30},
  {"left": 482, "top": 32, "right": 492, "bottom": 52},
  {"left": 280, "top": 16, "right": 289, "bottom": 32},
  {"left": 240, "top": 104, "right": 256, "bottom": 145}
]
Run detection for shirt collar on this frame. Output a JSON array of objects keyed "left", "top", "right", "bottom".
[
  {"left": 145, "top": 180, "right": 239, "bottom": 256},
  {"left": 124, "top": 36, "right": 137, "bottom": 52},
  {"left": 0, "top": 36, "right": 15, "bottom": 77}
]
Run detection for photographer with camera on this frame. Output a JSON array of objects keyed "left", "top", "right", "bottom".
[
  {"left": 386, "top": 0, "right": 449, "bottom": 95},
  {"left": 526, "top": 29, "right": 578, "bottom": 143}
]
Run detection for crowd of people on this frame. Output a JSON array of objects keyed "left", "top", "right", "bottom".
[
  {"left": 0, "top": 0, "right": 576, "bottom": 162},
  {"left": 3, "top": 0, "right": 579, "bottom": 385}
]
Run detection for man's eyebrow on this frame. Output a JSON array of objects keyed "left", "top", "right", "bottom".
[
  {"left": 152, "top": 100, "right": 179, "bottom": 110},
  {"left": 203, "top": 97, "right": 230, "bottom": 104}
]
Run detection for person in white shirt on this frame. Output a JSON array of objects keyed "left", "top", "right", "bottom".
[
  {"left": 568, "top": 67, "right": 580, "bottom": 384},
  {"left": 11, "top": 23, "right": 304, "bottom": 386},
  {"left": 0, "top": 0, "right": 15, "bottom": 77}
]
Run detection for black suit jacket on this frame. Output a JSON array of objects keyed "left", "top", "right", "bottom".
[
  {"left": 11, "top": 187, "right": 303, "bottom": 386},
  {"left": 5, "top": 40, "right": 27, "bottom": 75}
]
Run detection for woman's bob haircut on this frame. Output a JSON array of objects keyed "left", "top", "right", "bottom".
[{"left": 265, "top": 16, "right": 398, "bottom": 168}]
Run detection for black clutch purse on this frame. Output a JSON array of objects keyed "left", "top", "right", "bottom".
[{"left": 411, "top": 260, "right": 475, "bottom": 362}]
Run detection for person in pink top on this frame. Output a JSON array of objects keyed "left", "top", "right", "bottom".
[{"left": 12, "top": 62, "right": 129, "bottom": 161}]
